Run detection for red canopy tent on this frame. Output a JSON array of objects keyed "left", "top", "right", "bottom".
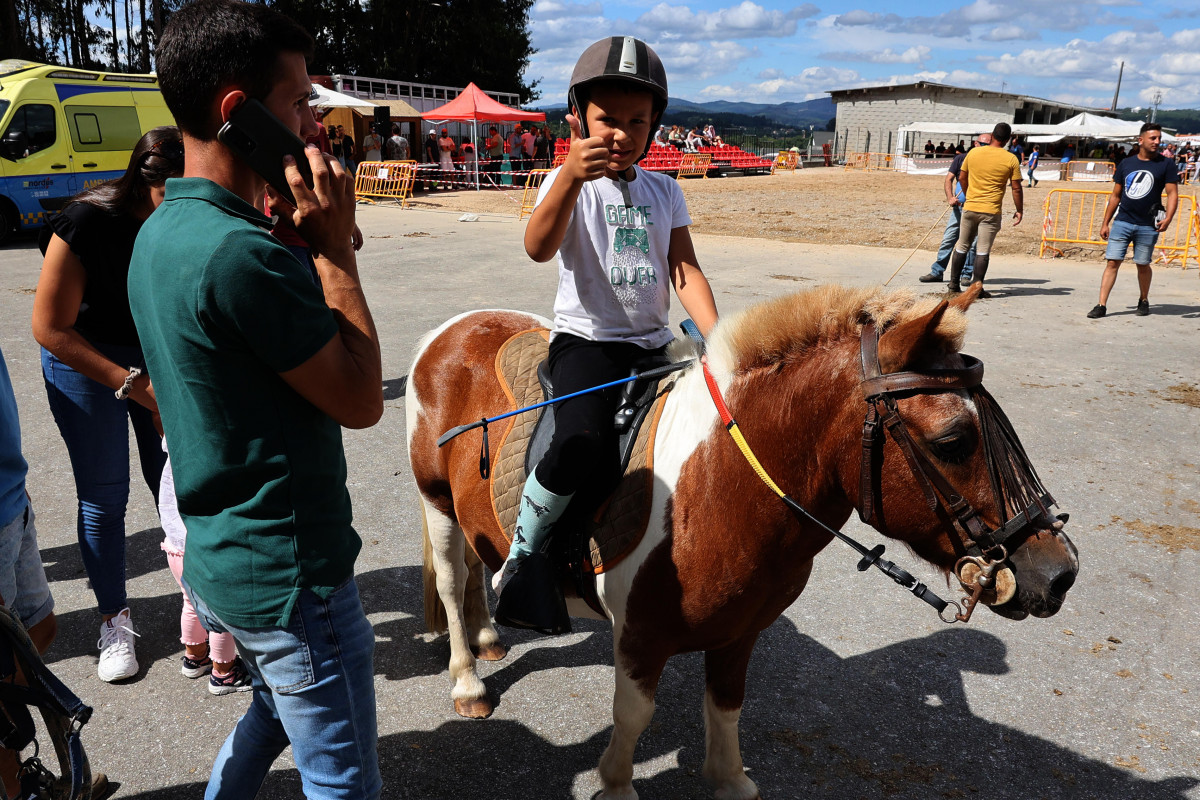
[{"left": 421, "top": 82, "right": 545, "bottom": 189}]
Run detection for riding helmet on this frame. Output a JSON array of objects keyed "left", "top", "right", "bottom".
[{"left": 567, "top": 36, "right": 668, "bottom": 151}]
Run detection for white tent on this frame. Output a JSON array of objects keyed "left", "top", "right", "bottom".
[
  {"left": 1051, "top": 112, "right": 1174, "bottom": 142},
  {"left": 310, "top": 84, "right": 376, "bottom": 110},
  {"left": 897, "top": 112, "right": 1175, "bottom": 153}
]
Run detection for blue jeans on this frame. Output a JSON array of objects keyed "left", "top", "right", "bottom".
[
  {"left": 1104, "top": 219, "right": 1159, "bottom": 265},
  {"left": 930, "top": 205, "right": 976, "bottom": 281},
  {"left": 188, "top": 579, "right": 380, "bottom": 800},
  {"left": 41, "top": 345, "right": 165, "bottom": 615}
]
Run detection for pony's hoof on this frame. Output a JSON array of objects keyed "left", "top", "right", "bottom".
[
  {"left": 473, "top": 642, "right": 508, "bottom": 661},
  {"left": 454, "top": 696, "right": 494, "bottom": 719}
]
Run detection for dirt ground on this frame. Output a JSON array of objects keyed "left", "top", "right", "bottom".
[{"left": 390, "top": 168, "right": 1200, "bottom": 261}]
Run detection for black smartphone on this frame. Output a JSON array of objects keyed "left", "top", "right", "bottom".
[{"left": 217, "top": 98, "right": 314, "bottom": 206}]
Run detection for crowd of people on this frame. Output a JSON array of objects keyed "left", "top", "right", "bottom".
[
  {"left": 654, "top": 123, "right": 723, "bottom": 152},
  {"left": 917, "top": 121, "right": 1180, "bottom": 318}
]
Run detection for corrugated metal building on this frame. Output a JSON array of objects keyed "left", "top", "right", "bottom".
[{"left": 828, "top": 82, "right": 1115, "bottom": 157}]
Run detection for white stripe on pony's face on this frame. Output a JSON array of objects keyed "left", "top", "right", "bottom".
[{"left": 597, "top": 363, "right": 719, "bottom": 624}]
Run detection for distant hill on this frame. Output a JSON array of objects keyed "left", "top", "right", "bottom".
[
  {"left": 1116, "top": 107, "right": 1200, "bottom": 135},
  {"left": 533, "top": 96, "right": 836, "bottom": 132}
]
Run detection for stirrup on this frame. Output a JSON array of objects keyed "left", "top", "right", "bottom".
[{"left": 493, "top": 553, "right": 571, "bottom": 636}]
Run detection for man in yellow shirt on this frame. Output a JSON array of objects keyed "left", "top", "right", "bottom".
[{"left": 947, "top": 122, "right": 1023, "bottom": 297}]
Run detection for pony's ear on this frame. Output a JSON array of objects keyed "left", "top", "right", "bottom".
[
  {"left": 878, "top": 300, "right": 949, "bottom": 374},
  {"left": 949, "top": 283, "right": 982, "bottom": 311}
]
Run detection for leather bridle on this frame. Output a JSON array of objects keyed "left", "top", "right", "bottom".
[{"left": 858, "top": 323, "right": 1058, "bottom": 620}]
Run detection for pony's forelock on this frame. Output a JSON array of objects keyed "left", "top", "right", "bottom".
[{"left": 705, "top": 285, "right": 968, "bottom": 378}]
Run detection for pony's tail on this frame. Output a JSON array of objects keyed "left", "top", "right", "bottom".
[{"left": 421, "top": 501, "right": 449, "bottom": 635}]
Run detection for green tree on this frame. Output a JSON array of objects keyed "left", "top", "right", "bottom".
[{"left": 2, "top": 0, "right": 537, "bottom": 105}]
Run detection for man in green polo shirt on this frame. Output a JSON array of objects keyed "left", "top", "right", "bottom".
[{"left": 127, "top": 1, "right": 383, "bottom": 797}]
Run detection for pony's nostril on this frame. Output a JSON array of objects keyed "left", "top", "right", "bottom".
[{"left": 1050, "top": 570, "right": 1076, "bottom": 599}]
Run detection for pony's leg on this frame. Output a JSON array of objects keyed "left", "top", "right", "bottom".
[
  {"left": 423, "top": 498, "right": 493, "bottom": 718},
  {"left": 701, "top": 634, "right": 762, "bottom": 800},
  {"left": 462, "top": 545, "right": 506, "bottom": 662},
  {"left": 597, "top": 649, "right": 665, "bottom": 800}
]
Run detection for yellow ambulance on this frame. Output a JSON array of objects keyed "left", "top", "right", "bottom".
[{"left": 0, "top": 59, "right": 174, "bottom": 242}]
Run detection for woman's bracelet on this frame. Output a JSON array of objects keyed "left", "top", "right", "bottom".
[{"left": 114, "top": 366, "right": 143, "bottom": 400}]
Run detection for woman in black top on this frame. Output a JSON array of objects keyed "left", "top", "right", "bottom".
[{"left": 31, "top": 127, "right": 183, "bottom": 683}]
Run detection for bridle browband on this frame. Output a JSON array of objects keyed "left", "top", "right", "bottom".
[{"left": 858, "top": 322, "right": 1058, "bottom": 619}]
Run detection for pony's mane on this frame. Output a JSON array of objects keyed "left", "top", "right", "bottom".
[{"left": 706, "top": 285, "right": 968, "bottom": 375}]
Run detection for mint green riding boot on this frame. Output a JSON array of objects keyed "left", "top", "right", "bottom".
[{"left": 491, "top": 471, "right": 573, "bottom": 597}]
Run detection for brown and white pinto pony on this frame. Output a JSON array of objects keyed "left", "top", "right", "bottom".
[{"left": 405, "top": 284, "right": 1079, "bottom": 800}]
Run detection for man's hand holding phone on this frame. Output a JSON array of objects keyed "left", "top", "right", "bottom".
[{"left": 285, "top": 146, "right": 356, "bottom": 261}]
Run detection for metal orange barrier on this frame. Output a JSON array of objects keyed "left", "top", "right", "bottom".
[
  {"left": 1062, "top": 159, "right": 1115, "bottom": 182},
  {"left": 772, "top": 152, "right": 799, "bottom": 173},
  {"left": 355, "top": 160, "right": 416, "bottom": 207},
  {"left": 844, "top": 151, "right": 899, "bottom": 172},
  {"left": 519, "top": 169, "right": 552, "bottom": 220},
  {"left": 1040, "top": 188, "right": 1200, "bottom": 269},
  {"left": 676, "top": 152, "right": 713, "bottom": 179}
]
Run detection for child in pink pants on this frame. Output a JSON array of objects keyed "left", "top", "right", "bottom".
[{"left": 159, "top": 442, "right": 251, "bottom": 695}]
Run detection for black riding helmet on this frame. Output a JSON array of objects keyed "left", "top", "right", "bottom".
[{"left": 567, "top": 36, "right": 668, "bottom": 160}]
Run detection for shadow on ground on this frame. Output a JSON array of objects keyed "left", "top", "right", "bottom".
[{"left": 114, "top": 592, "right": 1200, "bottom": 799}]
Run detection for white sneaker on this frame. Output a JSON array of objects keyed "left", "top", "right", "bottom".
[{"left": 97, "top": 608, "right": 139, "bottom": 682}]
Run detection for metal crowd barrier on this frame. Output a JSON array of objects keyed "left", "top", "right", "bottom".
[
  {"left": 1062, "top": 159, "right": 1116, "bottom": 182},
  {"left": 676, "top": 153, "right": 713, "bottom": 179},
  {"left": 1040, "top": 188, "right": 1200, "bottom": 269},
  {"left": 519, "top": 169, "right": 552, "bottom": 220},
  {"left": 844, "top": 152, "right": 900, "bottom": 171},
  {"left": 772, "top": 152, "right": 799, "bottom": 173},
  {"left": 354, "top": 160, "right": 417, "bottom": 207}
]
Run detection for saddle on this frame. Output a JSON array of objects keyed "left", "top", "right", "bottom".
[{"left": 486, "top": 329, "right": 679, "bottom": 631}]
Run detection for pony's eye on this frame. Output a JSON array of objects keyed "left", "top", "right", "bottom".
[{"left": 929, "top": 432, "right": 975, "bottom": 464}]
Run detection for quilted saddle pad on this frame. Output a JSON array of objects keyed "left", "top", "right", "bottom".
[{"left": 488, "top": 329, "right": 672, "bottom": 574}]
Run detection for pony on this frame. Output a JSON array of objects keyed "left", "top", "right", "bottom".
[{"left": 405, "top": 284, "right": 1079, "bottom": 800}]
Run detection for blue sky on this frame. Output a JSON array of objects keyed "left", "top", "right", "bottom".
[{"left": 524, "top": 0, "right": 1200, "bottom": 109}]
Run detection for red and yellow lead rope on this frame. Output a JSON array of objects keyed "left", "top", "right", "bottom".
[{"left": 701, "top": 357, "right": 787, "bottom": 499}]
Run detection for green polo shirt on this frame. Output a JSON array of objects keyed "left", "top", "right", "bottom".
[{"left": 128, "top": 178, "right": 356, "bottom": 628}]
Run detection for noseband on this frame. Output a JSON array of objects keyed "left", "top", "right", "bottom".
[{"left": 858, "top": 323, "right": 1057, "bottom": 619}]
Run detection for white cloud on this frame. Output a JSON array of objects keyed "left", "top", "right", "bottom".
[
  {"left": 821, "top": 46, "right": 931, "bottom": 64},
  {"left": 636, "top": 2, "right": 818, "bottom": 42},
  {"left": 530, "top": 0, "right": 603, "bottom": 19},
  {"left": 980, "top": 24, "right": 1034, "bottom": 42},
  {"left": 835, "top": 10, "right": 881, "bottom": 26},
  {"left": 1151, "top": 52, "right": 1200, "bottom": 75},
  {"left": 653, "top": 40, "right": 757, "bottom": 80}
]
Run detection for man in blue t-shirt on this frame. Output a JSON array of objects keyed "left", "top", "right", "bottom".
[
  {"left": 919, "top": 133, "right": 987, "bottom": 283},
  {"left": 1087, "top": 123, "right": 1179, "bottom": 319}
]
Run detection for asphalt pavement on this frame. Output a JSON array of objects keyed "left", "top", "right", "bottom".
[{"left": 0, "top": 199, "right": 1197, "bottom": 799}]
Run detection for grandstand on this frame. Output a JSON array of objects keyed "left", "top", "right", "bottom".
[{"left": 552, "top": 140, "right": 774, "bottom": 177}]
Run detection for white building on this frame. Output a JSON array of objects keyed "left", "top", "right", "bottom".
[{"left": 828, "top": 82, "right": 1115, "bottom": 157}]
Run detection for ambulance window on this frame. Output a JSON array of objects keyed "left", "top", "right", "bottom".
[
  {"left": 74, "top": 113, "right": 102, "bottom": 144},
  {"left": 2, "top": 104, "right": 56, "bottom": 158},
  {"left": 66, "top": 106, "right": 141, "bottom": 152}
]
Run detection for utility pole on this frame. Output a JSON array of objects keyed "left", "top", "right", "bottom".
[
  {"left": 1110, "top": 61, "right": 1123, "bottom": 111},
  {"left": 1151, "top": 90, "right": 1162, "bottom": 123}
]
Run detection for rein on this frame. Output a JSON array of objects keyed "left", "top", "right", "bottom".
[{"left": 700, "top": 359, "right": 960, "bottom": 623}]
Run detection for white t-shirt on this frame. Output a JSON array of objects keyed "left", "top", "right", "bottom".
[{"left": 535, "top": 165, "right": 692, "bottom": 348}]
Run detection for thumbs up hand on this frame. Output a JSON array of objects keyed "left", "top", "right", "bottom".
[{"left": 565, "top": 113, "right": 609, "bottom": 182}]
